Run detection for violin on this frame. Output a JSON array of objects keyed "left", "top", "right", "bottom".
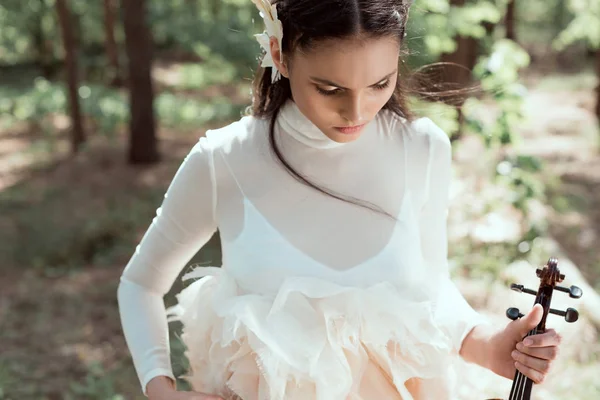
[{"left": 488, "top": 257, "right": 583, "bottom": 400}]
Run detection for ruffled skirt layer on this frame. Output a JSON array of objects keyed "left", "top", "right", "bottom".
[{"left": 167, "top": 267, "right": 456, "bottom": 400}]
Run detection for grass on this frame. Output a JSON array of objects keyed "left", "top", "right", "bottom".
[{"left": 0, "top": 137, "right": 223, "bottom": 397}]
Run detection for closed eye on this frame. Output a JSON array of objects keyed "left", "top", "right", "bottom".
[
  {"left": 316, "top": 86, "right": 342, "bottom": 96},
  {"left": 314, "top": 76, "right": 394, "bottom": 97},
  {"left": 372, "top": 79, "right": 391, "bottom": 90}
]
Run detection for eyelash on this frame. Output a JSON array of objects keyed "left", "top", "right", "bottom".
[{"left": 316, "top": 80, "right": 391, "bottom": 96}]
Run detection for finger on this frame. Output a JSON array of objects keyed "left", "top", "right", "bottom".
[
  {"left": 514, "top": 361, "right": 545, "bottom": 384},
  {"left": 514, "top": 304, "right": 544, "bottom": 337},
  {"left": 522, "top": 329, "right": 562, "bottom": 348},
  {"left": 516, "top": 342, "right": 560, "bottom": 360},
  {"left": 512, "top": 351, "right": 551, "bottom": 377}
]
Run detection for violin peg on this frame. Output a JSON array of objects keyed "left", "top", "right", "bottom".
[
  {"left": 506, "top": 307, "right": 524, "bottom": 321},
  {"left": 565, "top": 308, "right": 579, "bottom": 322},
  {"left": 555, "top": 285, "right": 583, "bottom": 299},
  {"left": 569, "top": 285, "right": 583, "bottom": 299},
  {"left": 510, "top": 283, "right": 537, "bottom": 296},
  {"left": 549, "top": 307, "right": 579, "bottom": 323}
]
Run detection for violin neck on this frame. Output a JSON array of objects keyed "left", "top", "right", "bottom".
[{"left": 507, "top": 328, "right": 538, "bottom": 400}]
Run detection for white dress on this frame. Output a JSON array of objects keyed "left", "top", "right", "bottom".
[{"left": 117, "top": 100, "right": 490, "bottom": 400}]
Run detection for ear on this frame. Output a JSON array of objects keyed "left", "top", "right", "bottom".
[{"left": 269, "top": 36, "right": 289, "bottom": 78}]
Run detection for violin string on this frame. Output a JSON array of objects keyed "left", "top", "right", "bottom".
[
  {"left": 521, "top": 327, "right": 538, "bottom": 400},
  {"left": 514, "top": 350, "right": 524, "bottom": 400},
  {"left": 510, "top": 367, "right": 524, "bottom": 399},
  {"left": 513, "top": 332, "right": 528, "bottom": 400},
  {"left": 511, "top": 329, "right": 525, "bottom": 399},
  {"left": 518, "top": 328, "right": 534, "bottom": 400},
  {"left": 510, "top": 337, "right": 524, "bottom": 399},
  {"left": 511, "top": 326, "right": 537, "bottom": 400}
]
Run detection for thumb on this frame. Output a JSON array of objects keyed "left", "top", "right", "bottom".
[{"left": 516, "top": 303, "right": 544, "bottom": 336}]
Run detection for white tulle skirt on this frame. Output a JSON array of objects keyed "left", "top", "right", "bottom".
[{"left": 167, "top": 266, "right": 459, "bottom": 400}]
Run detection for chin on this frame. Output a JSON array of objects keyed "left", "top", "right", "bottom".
[{"left": 327, "top": 130, "right": 363, "bottom": 143}]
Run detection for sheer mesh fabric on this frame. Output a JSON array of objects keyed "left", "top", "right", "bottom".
[{"left": 117, "top": 100, "right": 489, "bottom": 399}]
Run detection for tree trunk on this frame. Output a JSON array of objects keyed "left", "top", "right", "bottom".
[
  {"left": 122, "top": 0, "right": 159, "bottom": 164},
  {"left": 596, "top": 48, "right": 600, "bottom": 119},
  {"left": 32, "top": 0, "right": 55, "bottom": 79},
  {"left": 33, "top": 22, "right": 55, "bottom": 79},
  {"left": 103, "top": 0, "right": 123, "bottom": 86},
  {"left": 436, "top": 0, "right": 480, "bottom": 140},
  {"left": 505, "top": 0, "right": 516, "bottom": 41},
  {"left": 440, "top": 35, "right": 479, "bottom": 88},
  {"left": 56, "top": 0, "right": 85, "bottom": 154},
  {"left": 439, "top": 0, "right": 479, "bottom": 90}
]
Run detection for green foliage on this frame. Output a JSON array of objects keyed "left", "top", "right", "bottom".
[
  {"left": 148, "top": 0, "right": 259, "bottom": 71},
  {"left": 409, "top": 2, "right": 549, "bottom": 279},
  {"left": 0, "top": 78, "right": 66, "bottom": 125},
  {"left": 460, "top": 39, "right": 551, "bottom": 274},
  {"left": 409, "top": 97, "right": 461, "bottom": 138},
  {"left": 516, "top": 0, "right": 574, "bottom": 45},
  {"left": 494, "top": 155, "right": 546, "bottom": 212},
  {"left": 1, "top": 177, "right": 163, "bottom": 272},
  {"left": 0, "top": 0, "right": 59, "bottom": 65},
  {"left": 0, "top": 0, "right": 252, "bottom": 138},
  {"left": 408, "top": 0, "right": 506, "bottom": 58},
  {"left": 66, "top": 362, "right": 126, "bottom": 400},
  {"left": 553, "top": 0, "right": 600, "bottom": 50},
  {"left": 0, "top": 0, "right": 260, "bottom": 69},
  {"left": 0, "top": 75, "right": 245, "bottom": 137},
  {"left": 466, "top": 39, "right": 530, "bottom": 148}
]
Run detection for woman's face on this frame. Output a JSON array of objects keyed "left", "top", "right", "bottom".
[{"left": 272, "top": 35, "right": 400, "bottom": 143}]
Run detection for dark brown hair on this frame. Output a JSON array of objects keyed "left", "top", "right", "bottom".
[{"left": 251, "top": 0, "right": 415, "bottom": 215}]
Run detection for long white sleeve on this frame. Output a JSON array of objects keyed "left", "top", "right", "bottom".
[
  {"left": 417, "top": 120, "right": 489, "bottom": 353},
  {"left": 117, "top": 136, "right": 218, "bottom": 395}
]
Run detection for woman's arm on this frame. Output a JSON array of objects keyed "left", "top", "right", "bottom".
[
  {"left": 416, "top": 121, "right": 564, "bottom": 386},
  {"left": 416, "top": 119, "right": 492, "bottom": 355},
  {"left": 117, "top": 135, "right": 218, "bottom": 395},
  {"left": 458, "top": 323, "right": 498, "bottom": 369}
]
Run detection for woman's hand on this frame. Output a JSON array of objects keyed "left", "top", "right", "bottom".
[
  {"left": 486, "top": 304, "right": 562, "bottom": 384},
  {"left": 146, "top": 376, "right": 224, "bottom": 400}
]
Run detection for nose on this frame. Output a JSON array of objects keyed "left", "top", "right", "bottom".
[{"left": 340, "top": 94, "right": 365, "bottom": 125}]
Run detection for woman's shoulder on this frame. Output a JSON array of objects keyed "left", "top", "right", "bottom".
[
  {"left": 379, "top": 109, "right": 449, "bottom": 143},
  {"left": 201, "top": 114, "right": 267, "bottom": 152},
  {"left": 378, "top": 109, "right": 450, "bottom": 155}
]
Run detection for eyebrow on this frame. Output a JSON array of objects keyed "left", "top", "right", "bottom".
[{"left": 309, "top": 70, "right": 398, "bottom": 90}]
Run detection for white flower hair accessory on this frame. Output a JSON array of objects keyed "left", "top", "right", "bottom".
[{"left": 252, "top": 0, "right": 284, "bottom": 83}]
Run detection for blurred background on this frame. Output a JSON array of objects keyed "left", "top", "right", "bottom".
[{"left": 0, "top": 0, "right": 599, "bottom": 399}]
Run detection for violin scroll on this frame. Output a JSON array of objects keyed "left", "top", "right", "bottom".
[{"left": 505, "top": 257, "right": 583, "bottom": 325}]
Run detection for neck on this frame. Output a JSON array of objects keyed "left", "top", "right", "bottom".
[{"left": 277, "top": 100, "right": 347, "bottom": 150}]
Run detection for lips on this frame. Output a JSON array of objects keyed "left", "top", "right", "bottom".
[{"left": 334, "top": 124, "right": 366, "bottom": 134}]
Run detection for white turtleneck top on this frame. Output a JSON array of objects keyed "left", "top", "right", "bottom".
[{"left": 117, "top": 100, "right": 488, "bottom": 399}]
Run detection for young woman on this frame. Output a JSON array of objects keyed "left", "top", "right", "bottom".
[{"left": 117, "top": 1, "right": 562, "bottom": 399}]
